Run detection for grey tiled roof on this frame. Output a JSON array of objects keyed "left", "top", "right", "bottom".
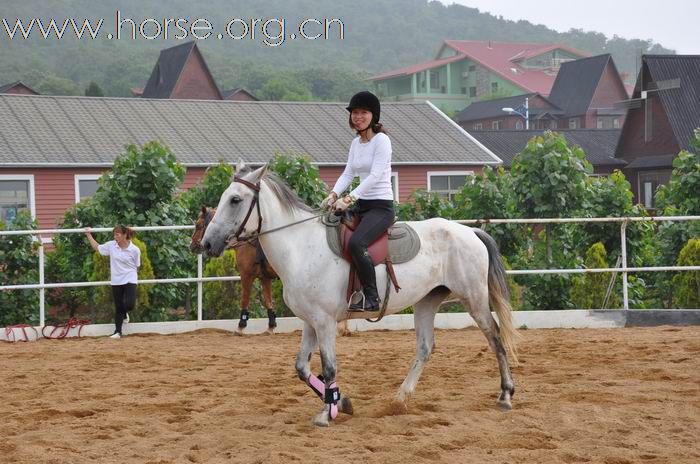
[
  {"left": 0, "top": 95, "right": 500, "bottom": 167},
  {"left": 548, "top": 54, "right": 612, "bottom": 117},
  {"left": 468, "top": 129, "right": 625, "bottom": 168}
]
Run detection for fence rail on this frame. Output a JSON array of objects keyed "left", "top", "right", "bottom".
[{"left": 1, "top": 216, "right": 698, "bottom": 326}]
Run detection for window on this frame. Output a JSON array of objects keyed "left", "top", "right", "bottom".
[
  {"left": 492, "top": 120, "right": 502, "bottom": 130},
  {"left": 430, "top": 71, "right": 440, "bottom": 89},
  {"left": 491, "top": 82, "right": 499, "bottom": 93},
  {"left": 597, "top": 118, "right": 604, "bottom": 129},
  {"left": 569, "top": 118, "right": 580, "bottom": 129},
  {"left": 638, "top": 170, "right": 671, "bottom": 209},
  {"left": 550, "top": 120, "right": 558, "bottom": 129},
  {"left": 461, "top": 87, "right": 467, "bottom": 94},
  {"left": 613, "top": 118, "right": 620, "bottom": 129},
  {"left": 0, "top": 175, "right": 35, "bottom": 224},
  {"left": 515, "top": 120, "right": 524, "bottom": 130},
  {"left": 74, "top": 175, "right": 100, "bottom": 202},
  {"left": 427, "top": 172, "right": 473, "bottom": 202},
  {"left": 473, "top": 123, "right": 483, "bottom": 130},
  {"left": 468, "top": 65, "right": 476, "bottom": 72},
  {"left": 469, "top": 86, "right": 476, "bottom": 97}
]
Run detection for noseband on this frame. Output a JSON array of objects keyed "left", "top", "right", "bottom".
[{"left": 233, "top": 177, "right": 263, "bottom": 240}]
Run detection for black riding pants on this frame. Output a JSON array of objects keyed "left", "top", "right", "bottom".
[
  {"left": 347, "top": 199, "right": 395, "bottom": 294},
  {"left": 112, "top": 283, "right": 136, "bottom": 334}
]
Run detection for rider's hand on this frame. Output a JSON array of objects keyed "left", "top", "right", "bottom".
[
  {"left": 321, "top": 192, "right": 338, "bottom": 210},
  {"left": 334, "top": 195, "right": 355, "bottom": 213}
]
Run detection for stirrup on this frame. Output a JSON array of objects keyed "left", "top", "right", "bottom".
[{"left": 348, "top": 291, "right": 379, "bottom": 312}]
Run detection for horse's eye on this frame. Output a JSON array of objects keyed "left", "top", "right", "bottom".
[{"left": 230, "top": 196, "right": 241, "bottom": 205}]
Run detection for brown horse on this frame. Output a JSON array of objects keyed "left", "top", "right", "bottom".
[{"left": 191, "top": 207, "right": 278, "bottom": 334}]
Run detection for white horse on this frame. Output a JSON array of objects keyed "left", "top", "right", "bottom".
[{"left": 202, "top": 163, "right": 519, "bottom": 427}]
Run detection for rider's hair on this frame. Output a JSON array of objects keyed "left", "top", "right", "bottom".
[{"left": 113, "top": 224, "right": 135, "bottom": 240}]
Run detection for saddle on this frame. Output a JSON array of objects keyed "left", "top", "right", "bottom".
[{"left": 324, "top": 212, "right": 421, "bottom": 306}]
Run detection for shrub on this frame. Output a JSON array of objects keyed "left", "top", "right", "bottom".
[{"left": 672, "top": 238, "right": 700, "bottom": 309}]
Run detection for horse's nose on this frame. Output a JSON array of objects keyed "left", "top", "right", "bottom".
[{"left": 203, "top": 240, "right": 211, "bottom": 251}]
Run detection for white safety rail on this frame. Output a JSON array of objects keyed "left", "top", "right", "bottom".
[{"left": 1, "top": 216, "right": 698, "bottom": 326}]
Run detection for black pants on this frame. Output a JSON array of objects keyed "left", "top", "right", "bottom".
[
  {"left": 112, "top": 283, "right": 136, "bottom": 334},
  {"left": 347, "top": 199, "right": 395, "bottom": 297}
]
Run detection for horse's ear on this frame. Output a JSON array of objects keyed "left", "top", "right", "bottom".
[
  {"left": 236, "top": 159, "right": 245, "bottom": 172},
  {"left": 250, "top": 164, "right": 268, "bottom": 183},
  {"left": 201, "top": 206, "right": 207, "bottom": 215}
]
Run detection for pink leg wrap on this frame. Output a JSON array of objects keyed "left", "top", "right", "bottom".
[{"left": 307, "top": 374, "right": 339, "bottom": 420}]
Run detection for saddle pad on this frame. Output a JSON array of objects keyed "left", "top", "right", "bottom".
[{"left": 324, "top": 214, "right": 421, "bottom": 264}]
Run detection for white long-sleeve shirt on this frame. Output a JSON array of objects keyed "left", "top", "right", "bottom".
[
  {"left": 332, "top": 133, "right": 393, "bottom": 200},
  {"left": 98, "top": 240, "right": 141, "bottom": 285}
]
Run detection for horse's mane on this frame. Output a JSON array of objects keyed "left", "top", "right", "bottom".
[{"left": 260, "top": 171, "right": 315, "bottom": 214}]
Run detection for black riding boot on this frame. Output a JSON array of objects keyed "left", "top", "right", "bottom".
[{"left": 349, "top": 250, "right": 381, "bottom": 311}]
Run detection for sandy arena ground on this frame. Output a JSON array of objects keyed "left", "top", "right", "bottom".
[{"left": 1, "top": 326, "right": 699, "bottom": 464}]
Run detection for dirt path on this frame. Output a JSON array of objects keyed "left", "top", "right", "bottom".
[{"left": 1, "top": 326, "right": 698, "bottom": 463}]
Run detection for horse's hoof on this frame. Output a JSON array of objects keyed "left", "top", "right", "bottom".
[
  {"left": 312, "top": 413, "right": 330, "bottom": 427},
  {"left": 263, "top": 328, "right": 275, "bottom": 335},
  {"left": 496, "top": 399, "right": 512, "bottom": 411},
  {"left": 232, "top": 330, "right": 243, "bottom": 337},
  {"left": 339, "top": 397, "right": 354, "bottom": 415}
]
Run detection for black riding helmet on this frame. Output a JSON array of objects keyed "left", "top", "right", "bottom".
[{"left": 346, "top": 91, "right": 380, "bottom": 126}]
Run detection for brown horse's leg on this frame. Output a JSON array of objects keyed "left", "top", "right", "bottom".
[
  {"left": 261, "top": 277, "right": 276, "bottom": 333},
  {"left": 237, "top": 274, "right": 254, "bottom": 333}
]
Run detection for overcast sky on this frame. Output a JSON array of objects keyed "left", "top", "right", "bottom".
[{"left": 441, "top": 0, "right": 700, "bottom": 54}]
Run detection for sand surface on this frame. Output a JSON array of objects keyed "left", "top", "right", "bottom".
[{"left": 1, "top": 326, "right": 699, "bottom": 464}]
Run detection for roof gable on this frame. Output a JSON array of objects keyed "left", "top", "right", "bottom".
[
  {"left": 644, "top": 55, "right": 700, "bottom": 151},
  {"left": 142, "top": 42, "right": 222, "bottom": 100},
  {"left": 547, "top": 54, "right": 612, "bottom": 116}
]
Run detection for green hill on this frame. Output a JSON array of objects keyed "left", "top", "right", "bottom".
[{"left": 0, "top": 0, "right": 674, "bottom": 99}]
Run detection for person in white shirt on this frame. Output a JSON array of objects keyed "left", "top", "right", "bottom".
[
  {"left": 321, "top": 91, "right": 395, "bottom": 311},
  {"left": 85, "top": 225, "right": 141, "bottom": 339}
]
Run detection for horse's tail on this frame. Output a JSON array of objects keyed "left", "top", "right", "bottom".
[{"left": 473, "top": 228, "right": 520, "bottom": 364}]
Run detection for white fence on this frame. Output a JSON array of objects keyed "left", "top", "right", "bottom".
[{"left": 1, "top": 216, "right": 699, "bottom": 327}]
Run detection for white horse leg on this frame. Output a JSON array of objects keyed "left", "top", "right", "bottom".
[
  {"left": 311, "top": 317, "right": 352, "bottom": 427},
  {"left": 464, "top": 293, "right": 516, "bottom": 411},
  {"left": 295, "top": 322, "right": 318, "bottom": 382},
  {"left": 395, "top": 287, "right": 450, "bottom": 407}
]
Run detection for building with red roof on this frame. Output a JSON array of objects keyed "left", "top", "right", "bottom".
[{"left": 370, "top": 40, "right": 589, "bottom": 114}]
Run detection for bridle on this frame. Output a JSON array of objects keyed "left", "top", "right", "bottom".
[
  {"left": 229, "top": 176, "right": 327, "bottom": 245},
  {"left": 232, "top": 176, "right": 263, "bottom": 241}
]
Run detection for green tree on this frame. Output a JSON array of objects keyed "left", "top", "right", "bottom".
[
  {"left": 571, "top": 242, "right": 621, "bottom": 309},
  {"left": 452, "top": 166, "right": 527, "bottom": 258},
  {"left": 510, "top": 132, "right": 592, "bottom": 310},
  {"left": 202, "top": 250, "right": 239, "bottom": 319},
  {"left": 268, "top": 152, "right": 328, "bottom": 207},
  {"left": 91, "top": 141, "right": 193, "bottom": 316},
  {"left": 182, "top": 161, "right": 235, "bottom": 219},
  {"left": 395, "top": 189, "right": 453, "bottom": 221},
  {"left": 0, "top": 211, "right": 39, "bottom": 326},
  {"left": 672, "top": 238, "right": 700, "bottom": 309},
  {"left": 84, "top": 81, "right": 105, "bottom": 97},
  {"left": 258, "top": 76, "right": 312, "bottom": 101}
]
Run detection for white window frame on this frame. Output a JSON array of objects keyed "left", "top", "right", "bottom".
[
  {"left": 613, "top": 118, "right": 620, "bottom": 129},
  {"left": 391, "top": 172, "right": 399, "bottom": 202},
  {"left": 492, "top": 120, "right": 502, "bottom": 130},
  {"left": 0, "top": 174, "right": 36, "bottom": 220},
  {"left": 74, "top": 174, "right": 101, "bottom": 203},
  {"left": 597, "top": 117, "right": 604, "bottom": 129},
  {"left": 569, "top": 118, "right": 580, "bottom": 129},
  {"left": 515, "top": 120, "right": 524, "bottom": 130},
  {"left": 473, "top": 123, "right": 483, "bottom": 130},
  {"left": 426, "top": 171, "right": 474, "bottom": 201}
]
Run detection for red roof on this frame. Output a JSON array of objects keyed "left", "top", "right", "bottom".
[
  {"left": 371, "top": 40, "right": 590, "bottom": 96},
  {"left": 371, "top": 54, "right": 466, "bottom": 81}
]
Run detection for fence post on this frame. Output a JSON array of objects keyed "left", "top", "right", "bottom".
[
  {"left": 197, "top": 253, "right": 203, "bottom": 321},
  {"left": 39, "top": 240, "right": 45, "bottom": 326},
  {"left": 621, "top": 221, "right": 629, "bottom": 310}
]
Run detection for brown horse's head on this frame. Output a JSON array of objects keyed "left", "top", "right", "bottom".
[{"left": 190, "top": 206, "right": 217, "bottom": 254}]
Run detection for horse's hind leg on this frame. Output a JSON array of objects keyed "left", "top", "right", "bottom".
[
  {"left": 464, "top": 293, "right": 515, "bottom": 411},
  {"left": 395, "top": 287, "right": 450, "bottom": 407}
]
